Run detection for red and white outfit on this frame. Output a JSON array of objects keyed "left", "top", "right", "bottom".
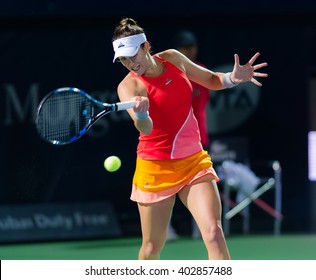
[
  {"left": 130, "top": 56, "right": 218, "bottom": 203},
  {"left": 191, "top": 62, "right": 210, "bottom": 149}
]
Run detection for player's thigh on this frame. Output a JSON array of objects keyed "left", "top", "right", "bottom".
[
  {"left": 137, "top": 196, "right": 176, "bottom": 239},
  {"left": 178, "top": 177, "right": 222, "bottom": 223}
]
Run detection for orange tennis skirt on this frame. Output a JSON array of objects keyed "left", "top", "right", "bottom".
[{"left": 131, "top": 150, "right": 219, "bottom": 203}]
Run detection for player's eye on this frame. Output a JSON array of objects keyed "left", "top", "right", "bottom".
[
  {"left": 130, "top": 54, "right": 138, "bottom": 60},
  {"left": 117, "top": 52, "right": 138, "bottom": 64},
  {"left": 116, "top": 57, "right": 125, "bottom": 63}
]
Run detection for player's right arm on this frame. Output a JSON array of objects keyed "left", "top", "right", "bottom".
[{"left": 117, "top": 75, "right": 153, "bottom": 135}]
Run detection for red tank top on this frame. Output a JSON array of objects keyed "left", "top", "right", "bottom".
[
  {"left": 191, "top": 62, "right": 210, "bottom": 148},
  {"left": 131, "top": 56, "right": 203, "bottom": 160}
]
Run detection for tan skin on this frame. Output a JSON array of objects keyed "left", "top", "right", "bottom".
[{"left": 117, "top": 41, "right": 268, "bottom": 260}]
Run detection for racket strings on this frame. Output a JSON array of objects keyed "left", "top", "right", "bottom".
[{"left": 37, "top": 92, "right": 92, "bottom": 144}]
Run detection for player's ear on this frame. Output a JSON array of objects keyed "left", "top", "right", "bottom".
[{"left": 144, "top": 41, "right": 151, "bottom": 52}]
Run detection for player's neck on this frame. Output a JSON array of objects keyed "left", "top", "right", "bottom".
[{"left": 145, "top": 58, "right": 165, "bottom": 77}]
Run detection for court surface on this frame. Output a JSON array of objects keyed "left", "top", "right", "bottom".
[{"left": 1, "top": 234, "right": 315, "bottom": 260}]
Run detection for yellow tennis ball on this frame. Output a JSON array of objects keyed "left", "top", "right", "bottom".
[{"left": 104, "top": 156, "right": 121, "bottom": 172}]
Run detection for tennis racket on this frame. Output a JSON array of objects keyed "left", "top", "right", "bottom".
[{"left": 36, "top": 87, "right": 135, "bottom": 145}]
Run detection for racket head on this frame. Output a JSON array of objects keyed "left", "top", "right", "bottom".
[{"left": 36, "top": 87, "right": 94, "bottom": 145}]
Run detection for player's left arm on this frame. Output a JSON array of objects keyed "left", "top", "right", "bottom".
[
  {"left": 188, "top": 52, "right": 268, "bottom": 89},
  {"left": 160, "top": 49, "right": 268, "bottom": 90}
]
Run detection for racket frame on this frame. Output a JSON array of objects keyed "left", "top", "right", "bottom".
[{"left": 36, "top": 87, "right": 135, "bottom": 145}]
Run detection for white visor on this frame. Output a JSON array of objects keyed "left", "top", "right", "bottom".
[{"left": 112, "top": 33, "right": 147, "bottom": 63}]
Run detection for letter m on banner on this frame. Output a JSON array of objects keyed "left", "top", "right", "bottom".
[{"left": 4, "top": 83, "right": 39, "bottom": 125}]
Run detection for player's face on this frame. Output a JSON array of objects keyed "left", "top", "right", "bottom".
[{"left": 118, "top": 47, "right": 149, "bottom": 76}]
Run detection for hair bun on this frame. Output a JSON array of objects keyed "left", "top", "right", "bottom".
[{"left": 120, "top": 18, "right": 138, "bottom": 27}]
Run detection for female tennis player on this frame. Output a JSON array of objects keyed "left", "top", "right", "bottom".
[{"left": 112, "top": 18, "right": 268, "bottom": 260}]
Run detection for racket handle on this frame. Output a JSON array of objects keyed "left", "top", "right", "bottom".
[{"left": 116, "top": 101, "right": 136, "bottom": 111}]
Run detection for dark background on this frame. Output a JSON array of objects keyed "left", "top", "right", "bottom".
[{"left": 1, "top": 0, "right": 316, "bottom": 239}]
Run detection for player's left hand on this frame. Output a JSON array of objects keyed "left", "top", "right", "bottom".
[{"left": 230, "top": 52, "right": 268, "bottom": 87}]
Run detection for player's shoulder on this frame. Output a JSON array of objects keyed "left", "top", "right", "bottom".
[
  {"left": 120, "top": 72, "right": 139, "bottom": 84},
  {"left": 156, "top": 49, "right": 186, "bottom": 68},
  {"left": 118, "top": 73, "right": 146, "bottom": 95},
  {"left": 156, "top": 49, "right": 183, "bottom": 61}
]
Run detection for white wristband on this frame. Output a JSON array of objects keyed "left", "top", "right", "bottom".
[
  {"left": 223, "top": 72, "right": 239, "bottom": 88},
  {"left": 134, "top": 111, "right": 149, "bottom": 120}
]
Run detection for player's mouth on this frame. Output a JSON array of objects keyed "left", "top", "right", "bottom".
[
  {"left": 131, "top": 64, "right": 142, "bottom": 75},
  {"left": 132, "top": 64, "right": 141, "bottom": 72}
]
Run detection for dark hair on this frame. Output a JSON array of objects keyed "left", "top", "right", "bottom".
[
  {"left": 174, "top": 30, "right": 197, "bottom": 49},
  {"left": 112, "top": 18, "right": 145, "bottom": 42}
]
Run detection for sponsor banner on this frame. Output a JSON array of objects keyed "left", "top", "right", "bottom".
[{"left": 0, "top": 201, "right": 121, "bottom": 243}]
